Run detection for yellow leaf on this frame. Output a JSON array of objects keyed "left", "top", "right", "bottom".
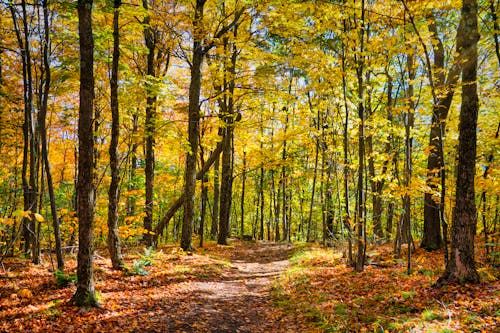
[{"left": 34, "top": 213, "right": 45, "bottom": 222}]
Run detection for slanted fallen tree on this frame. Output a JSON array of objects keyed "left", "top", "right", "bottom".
[{"left": 153, "top": 141, "right": 223, "bottom": 246}]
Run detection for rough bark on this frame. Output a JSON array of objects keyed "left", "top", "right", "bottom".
[
  {"left": 218, "top": 22, "right": 239, "bottom": 245},
  {"left": 240, "top": 152, "right": 246, "bottom": 237},
  {"left": 437, "top": 0, "right": 480, "bottom": 285},
  {"left": 180, "top": 0, "right": 206, "bottom": 251},
  {"left": 143, "top": 0, "right": 156, "bottom": 247},
  {"left": 10, "top": 1, "right": 37, "bottom": 260},
  {"left": 218, "top": 128, "right": 233, "bottom": 245},
  {"left": 40, "top": 0, "right": 64, "bottom": 269},
  {"left": 355, "top": 0, "right": 366, "bottom": 272},
  {"left": 211, "top": 154, "right": 220, "bottom": 239},
  {"left": 72, "top": 0, "right": 99, "bottom": 307},
  {"left": 420, "top": 13, "right": 462, "bottom": 251},
  {"left": 403, "top": 52, "right": 416, "bottom": 274},
  {"left": 107, "top": 0, "right": 124, "bottom": 270}
]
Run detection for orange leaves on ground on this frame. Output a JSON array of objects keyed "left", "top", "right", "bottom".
[
  {"left": 0, "top": 241, "right": 293, "bottom": 333},
  {"left": 272, "top": 244, "right": 500, "bottom": 332}
]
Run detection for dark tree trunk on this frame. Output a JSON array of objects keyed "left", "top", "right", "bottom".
[
  {"left": 181, "top": 0, "right": 206, "bottom": 251},
  {"left": 420, "top": 13, "right": 461, "bottom": 251},
  {"left": 355, "top": 0, "right": 366, "bottom": 272},
  {"left": 72, "top": 0, "right": 99, "bottom": 307},
  {"left": 199, "top": 156, "right": 208, "bottom": 248},
  {"left": 403, "top": 52, "right": 416, "bottom": 274},
  {"left": 218, "top": 128, "right": 233, "bottom": 245},
  {"left": 240, "top": 151, "right": 246, "bottom": 237},
  {"left": 259, "top": 164, "right": 265, "bottom": 240},
  {"left": 127, "top": 113, "right": 139, "bottom": 216},
  {"left": 40, "top": 0, "right": 63, "bottom": 269},
  {"left": 153, "top": 142, "right": 223, "bottom": 246},
  {"left": 306, "top": 133, "right": 319, "bottom": 243},
  {"left": 107, "top": 0, "right": 124, "bottom": 270},
  {"left": 10, "top": 0, "right": 38, "bottom": 260},
  {"left": 341, "top": 18, "right": 353, "bottom": 264},
  {"left": 211, "top": 154, "right": 220, "bottom": 239},
  {"left": 218, "top": 23, "right": 239, "bottom": 245},
  {"left": 437, "top": 0, "right": 480, "bottom": 285},
  {"left": 281, "top": 108, "right": 290, "bottom": 242},
  {"left": 143, "top": 0, "right": 156, "bottom": 247}
]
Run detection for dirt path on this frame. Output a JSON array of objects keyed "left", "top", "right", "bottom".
[
  {"left": 159, "top": 242, "right": 295, "bottom": 333},
  {"left": 0, "top": 241, "right": 298, "bottom": 333}
]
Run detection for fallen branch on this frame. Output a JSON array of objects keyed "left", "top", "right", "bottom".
[{"left": 153, "top": 141, "right": 223, "bottom": 246}]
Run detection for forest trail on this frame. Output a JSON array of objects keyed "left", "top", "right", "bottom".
[
  {"left": 0, "top": 240, "right": 301, "bottom": 333},
  {"left": 160, "top": 242, "right": 294, "bottom": 332}
]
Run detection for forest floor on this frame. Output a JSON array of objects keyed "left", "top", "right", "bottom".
[
  {"left": 0, "top": 240, "right": 300, "bottom": 332},
  {"left": 1, "top": 239, "right": 499, "bottom": 332}
]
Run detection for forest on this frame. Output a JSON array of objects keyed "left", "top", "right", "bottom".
[{"left": 0, "top": 0, "right": 499, "bottom": 332}]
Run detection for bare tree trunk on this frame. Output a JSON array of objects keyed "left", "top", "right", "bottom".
[
  {"left": 259, "top": 163, "right": 265, "bottom": 240},
  {"left": 341, "top": 16, "right": 353, "bottom": 265},
  {"left": 107, "top": 0, "right": 124, "bottom": 269},
  {"left": 127, "top": 113, "right": 138, "bottom": 216},
  {"left": 437, "top": 0, "right": 480, "bottom": 285},
  {"left": 10, "top": 0, "right": 38, "bottom": 260},
  {"left": 218, "top": 20, "right": 239, "bottom": 245},
  {"left": 40, "top": 0, "right": 63, "bottom": 269},
  {"left": 211, "top": 154, "right": 220, "bottom": 239},
  {"left": 72, "top": 0, "right": 99, "bottom": 307},
  {"left": 181, "top": 0, "right": 206, "bottom": 251},
  {"left": 403, "top": 52, "right": 416, "bottom": 274},
  {"left": 240, "top": 152, "right": 246, "bottom": 237},
  {"left": 142, "top": 0, "right": 156, "bottom": 247},
  {"left": 199, "top": 153, "right": 208, "bottom": 248},
  {"left": 355, "top": 0, "right": 366, "bottom": 272}
]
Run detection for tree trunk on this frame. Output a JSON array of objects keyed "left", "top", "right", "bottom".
[
  {"left": 419, "top": 13, "right": 461, "bottom": 251},
  {"left": 199, "top": 170, "right": 208, "bottom": 248},
  {"left": 437, "top": 0, "right": 480, "bottom": 285},
  {"left": 107, "top": 0, "right": 124, "bottom": 270},
  {"left": 211, "top": 154, "right": 220, "bottom": 239},
  {"left": 240, "top": 151, "right": 246, "bottom": 237},
  {"left": 127, "top": 113, "right": 139, "bottom": 216},
  {"left": 403, "top": 51, "right": 416, "bottom": 274},
  {"left": 355, "top": 0, "right": 366, "bottom": 272},
  {"left": 218, "top": 127, "right": 233, "bottom": 245},
  {"left": 181, "top": 0, "right": 206, "bottom": 251},
  {"left": 10, "top": 0, "right": 37, "bottom": 260},
  {"left": 218, "top": 22, "right": 239, "bottom": 245},
  {"left": 40, "top": 0, "right": 63, "bottom": 269},
  {"left": 143, "top": 0, "right": 156, "bottom": 247},
  {"left": 152, "top": 142, "right": 223, "bottom": 246},
  {"left": 341, "top": 16, "right": 353, "bottom": 265},
  {"left": 259, "top": 163, "right": 265, "bottom": 240},
  {"left": 72, "top": 0, "right": 99, "bottom": 307}
]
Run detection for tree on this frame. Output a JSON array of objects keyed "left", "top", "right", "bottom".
[
  {"left": 400, "top": 2, "right": 462, "bottom": 251},
  {"left": 107, "top": 0, "right": 124, "bottom": 270},
  {"left": 437, "top": 0, "right": 480, "bottom": 285},
  {"left": 39, "top": 0, "right": 63, "bottom": 269},
  {"left": 181, "top": 0, "right": 206, "bottom": 251},
  {"left": 9, "top": 0, "right": 39, "bottom": 262},
  {"left": 143, "top": 0, "right": 156, "bottom": 247},
  {"left": 72, "top": 0, "right": 99, "bottom": 307},
  {"left": 217, "top": 6, "right": 242, "bottom": 245},
  {"left": 181, "top": 1, "right": 244, "bottom": 250}
]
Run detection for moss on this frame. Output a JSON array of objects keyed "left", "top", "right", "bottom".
[{"left": 71, "top": 288, "right": 102, "bottom": 308}]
